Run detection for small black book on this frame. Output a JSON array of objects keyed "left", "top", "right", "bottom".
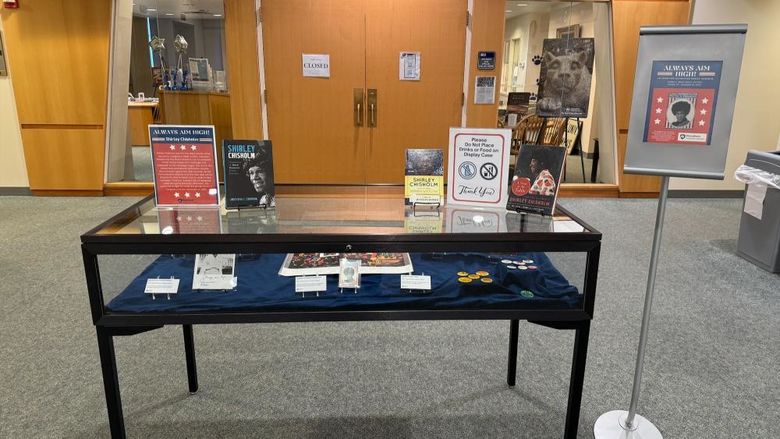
[
  {"left": 223, "top": 140, "right": 275, "bottom": 209},
  {"left": 506, "top": 144, "right": 566, "bottom": 216}
]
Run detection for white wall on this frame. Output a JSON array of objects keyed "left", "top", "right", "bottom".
[
  {"left": 0, "top": 20, "right": 28, "bottom": 188},
  {"left": 671, "top": 0, "right": 780, "bottom": 190},
  {"left": 503, "top": 12, "right": 549, "bottom": 97}
]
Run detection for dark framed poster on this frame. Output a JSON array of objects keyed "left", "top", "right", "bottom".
[{"left": 624, "top": 25, "right": 747, "bottom": 180}]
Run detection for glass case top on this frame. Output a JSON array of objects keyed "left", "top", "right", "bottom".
[{"left": 85, "top": 195, "right": 599, "bottom": 238}]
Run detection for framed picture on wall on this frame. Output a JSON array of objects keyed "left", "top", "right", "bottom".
[{"left": 556, "top": 24, "right": 582, "bottom": 40}]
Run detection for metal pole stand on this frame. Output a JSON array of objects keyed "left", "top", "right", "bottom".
[{"left": 594, "top": 176, "right": 670, "bottom": 439}]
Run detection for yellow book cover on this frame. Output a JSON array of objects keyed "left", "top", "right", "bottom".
[{"left": 404, "top": 149, "right": 444, "bottom": 205}]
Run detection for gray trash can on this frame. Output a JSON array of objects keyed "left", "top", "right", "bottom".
[{"left": 736, "top": 150, "right": 780, "bottom": 273}]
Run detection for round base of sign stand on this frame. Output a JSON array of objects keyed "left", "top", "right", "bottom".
[{"left": 594, "top": 410, "right": 662, "bottom": 439}]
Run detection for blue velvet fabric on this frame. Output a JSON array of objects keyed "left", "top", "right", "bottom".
[{"left": 106, "top": 253, "right": 581, "bottom": 313}]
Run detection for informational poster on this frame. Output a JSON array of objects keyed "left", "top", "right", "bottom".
[
  {"left": 474, "top": 76, "right": 496, "bottom": 104},
  {"left": 149, "top": 125, "right": 219, "bottom": 206},
  {"left": 447, "top": 128, "right": 512, "bottom": 207},
  {"left": 399, "top": 52, "right": 421, "bottom": 81},
  {"left": 302, "top": 54, "right": 330, "bottom": 78},
  {"left": 624, "top": 25, "right": 747, "bottom": 180},
  {"left": 477, "top": 51, "right": 496, "bottom": 70},
  {"left": 643, "top": 60, "right": 721, "bottom": 145}
]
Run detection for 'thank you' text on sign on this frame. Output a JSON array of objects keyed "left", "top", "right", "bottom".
[{"left": 447, "top": 128, "right": 511, "bottom": 207}]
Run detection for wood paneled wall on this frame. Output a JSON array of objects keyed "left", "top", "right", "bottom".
[
  {"left": 0, "top": 1, "right": 111, "bottom": 193},
  {"left": 613, "top": 0, "right": 691, "bottom": 194},
  {"left": 224, "top": 0, "right": 264, "bottom": 140},
  {"left": 466, "top": 0, "right": 505, "bottom": 128}
]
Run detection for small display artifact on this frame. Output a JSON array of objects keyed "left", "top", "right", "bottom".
[{"left": 279, "top": 253, "right": 413, "bottom": 277}]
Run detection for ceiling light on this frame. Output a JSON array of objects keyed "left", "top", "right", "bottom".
[
  {"left": 518, "top": 3, "right": 528, "bottom": 6},
  {"left": 165, "top": 13, "right": 174, "bottom": 16},
  {"left": 213, "top": 14, "right": 222, "bottom": 17},
  {"left": 506, "top": 10, "right": 512, "bottom": 13},
  {"left": 147, "top": 8, "right": 157, "bottom": 12}
]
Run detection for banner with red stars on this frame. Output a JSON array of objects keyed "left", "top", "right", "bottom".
[
  {"left": 643, "top": 60, "right": 722, "bottom": 146},
  {"left": 149, "top": 125, "right": 220, "bottom": 206}
]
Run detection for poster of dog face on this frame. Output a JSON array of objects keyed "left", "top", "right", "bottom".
[{"left": 537, "top": 38, "right": 595, "bottom": 118}]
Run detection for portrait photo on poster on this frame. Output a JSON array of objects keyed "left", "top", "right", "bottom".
[
  {"left": 537, "top": 38, "right": 594, "bottom": 118},
  {"left": 223, "top": 140, "right": 276, "bottom": 209}
]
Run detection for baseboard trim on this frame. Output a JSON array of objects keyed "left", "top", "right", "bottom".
[
  {"left": 620, "top": 192, "right": 660, "bottom": 199},
  {"left": 0, "top": 187, "right": 32, "bottom": 196},
  {"left": 669, "top": 189, "right": 744, "bottom": 198},
  {"left": 103, "top": 181, "right": 154, "bottom": 196},
  {"left": 559, "top": 183, "right": 619, "bottom": 198},
  {"left": 31, "top": 190, "right": 103, "bottom": 197}
]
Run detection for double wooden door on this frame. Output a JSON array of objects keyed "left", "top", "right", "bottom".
[{"left": 262, "top": 0, "right": 466, "bottom": 184}]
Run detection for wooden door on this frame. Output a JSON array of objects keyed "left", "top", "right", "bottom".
[
  {"left": 364, "top": 0, "right": 467, "bottom": 184},
  {"left": 262, "top": 0, "right": 368, "bottom": 184}
]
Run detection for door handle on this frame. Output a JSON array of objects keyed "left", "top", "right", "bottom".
[
  {"left": 367, "top": 89, "right": 377, "bottom": 127},
  {"left": 353, "top": 88, "right": 364, "bottom": 127}
]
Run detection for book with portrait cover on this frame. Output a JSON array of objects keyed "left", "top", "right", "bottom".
[
  {"left": 404, "top": 148, "right": 444, "bottom": 205},
  {"left": 506, "top": 144, "right": 567, "bottom": 215},
  {"left": 222, "top": 140, "right": 276, "bottom": 209}
]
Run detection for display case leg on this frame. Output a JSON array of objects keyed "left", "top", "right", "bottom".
[
  {"left": 507, "top": 319, "right": 519, "bottom": 387},
  {"left": 183, "top": 325, "right": 199, "bottom": 394},
  {"left": 564, "top": 322, "right": 590, "bottom": 439},
  {"left": 96, "top": 327, "right": 126, "bottom": 439}
]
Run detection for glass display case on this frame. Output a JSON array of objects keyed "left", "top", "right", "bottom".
[{"left": 81, "top": 194, "right": 601, "bottom": 439}]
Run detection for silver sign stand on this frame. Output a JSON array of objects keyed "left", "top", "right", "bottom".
[{"left": 594, "top": 24, "right": 746, "bottom": 438}]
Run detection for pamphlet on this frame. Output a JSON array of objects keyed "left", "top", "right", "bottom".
[
  {"left": 279, "top": 253, "right": 413, "bottom": 277},
  {"left": 338, "top": 258, "right": 361, "bottom": 289},
  {"left": 404, "top": 148, "right": 444, "bottom": 205},
  {"left": 149, "top": 125, "right": 219, "bottom": 206},
  {"left": 506, "top": 144, "right": 567, "bottom": 215},
  {"left": 192, "top": 254, "right": 236, "bottom": 290},
  {"left": 223, "top": 140, "right": 276, "bottom": 209}
]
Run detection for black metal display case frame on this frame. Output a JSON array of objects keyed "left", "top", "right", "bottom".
[{"left": 81, "top": 195, "right": 601, "bottom": 438}]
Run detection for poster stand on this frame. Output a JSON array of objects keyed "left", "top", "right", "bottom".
[{"left": 595, "top": 24, "right": 746, "bottom": 439}]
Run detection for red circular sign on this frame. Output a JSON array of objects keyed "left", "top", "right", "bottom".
[{"left": 511, "top": 177, "right": 531, "bottom": 196}]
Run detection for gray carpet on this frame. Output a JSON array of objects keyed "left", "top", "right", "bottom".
[{"left": 0, "top": 196, "right": 777, "bottom": 438}]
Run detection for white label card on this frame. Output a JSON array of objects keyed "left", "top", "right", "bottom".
[
  {"left": 744, "top": 183, "right": 767, "bottom": 220},
  {"left": 295, "top": 275, "right": 328, "bottom": 293},
  {"left": 144, "top": 278, "right": 180, "bottom": 295},
  {"left": 400, "top": 275, "right": 432, "bottom": 291}
]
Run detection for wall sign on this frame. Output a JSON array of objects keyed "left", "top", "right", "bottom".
[
  {"left": 624, "top": 25, "right": 747, "bottom": 180},
  {"left": 447, "top": 128, "right": 512, "bottom": 207},
  {"left": 477, "top": 51, "right": 496, "bottom": 70},
  {"left": 399, "top": 51, "right": 421, "bottom": 80},
  {"left": 149, "top": 125, "right": 220, "bottom": 206},
  {"left": 474, "top": 76, "right": 496, "bottom": 105},
  {"left": 302, "top": 54, "right": 330, "bottom": 78}
]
